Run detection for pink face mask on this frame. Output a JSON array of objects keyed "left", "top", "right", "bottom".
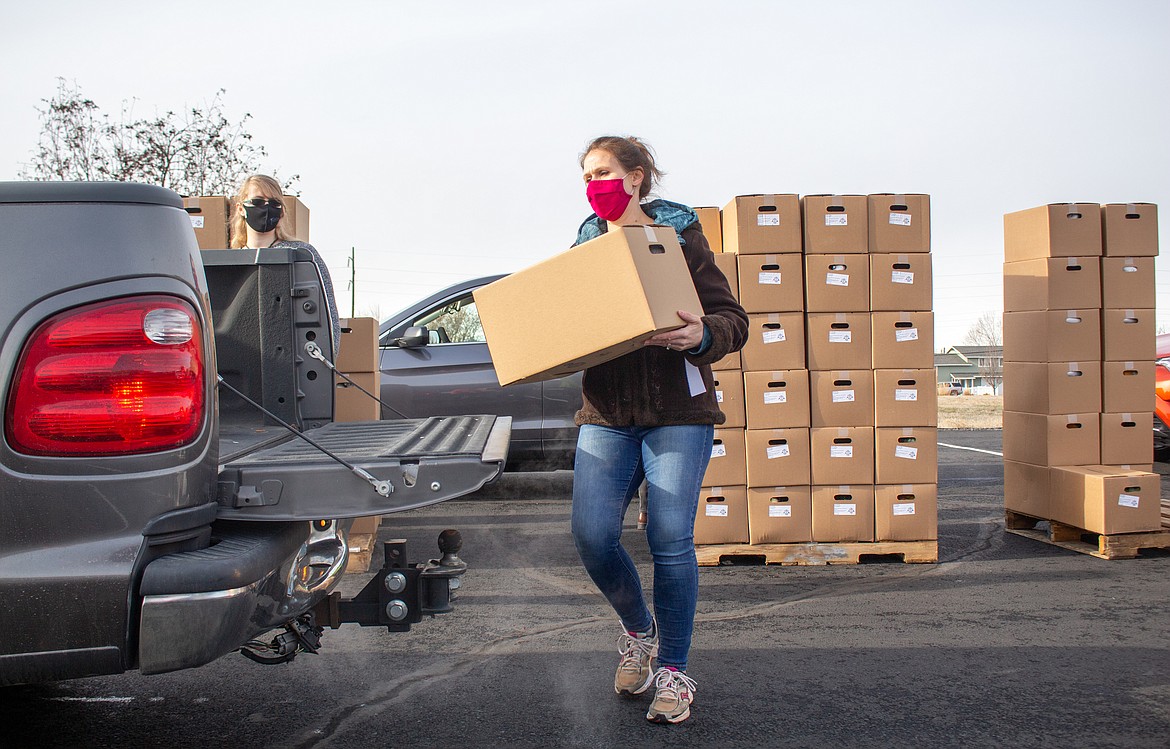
[{"left": 586, "top": 178, "right": 633, "bottom": 222}]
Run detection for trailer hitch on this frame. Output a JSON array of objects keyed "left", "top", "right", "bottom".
[{"left": 312, "top": 530, "right": 467, "bottom": 632}]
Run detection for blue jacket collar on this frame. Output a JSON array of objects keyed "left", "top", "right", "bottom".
[{"left": 574, "top": 199, "right": 699, "bottom": 247}]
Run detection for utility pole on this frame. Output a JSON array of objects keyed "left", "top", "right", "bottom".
[{"left": 349, "top": 247, "right": 356, "bottom": 317}]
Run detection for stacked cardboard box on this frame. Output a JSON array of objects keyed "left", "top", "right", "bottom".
[
  {"left": 1002, "top": 203, "right": 1162, "bottom": 534},
  {"left": 694, "top": 193, "right": 938, "bottom": 547},
  {"left": 335, "top": 317, "right": 382, "bottom": 422},
  {"left": 183, "top": 195, "right": 311, "bottom": 250}
]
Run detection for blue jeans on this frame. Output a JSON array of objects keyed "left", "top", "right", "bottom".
[{"left": 571, "top": 423, "right": 714, "bottom": 672}]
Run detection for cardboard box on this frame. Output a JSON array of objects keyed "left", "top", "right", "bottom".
[
  {"left": 336, "top": 317, "right": 381, "bottom": 373},
  {"left": 874, "top": 369, "right": 938, "bottom": 426},
  {"left": 475, "top": 225, "right": 702, "bottom": 385},
  {"left": 1002, "top": 411, "right": 1100, "bottom": 466},
  {"left": 741, "top": 313, "right": 806, "bottom": 371},
  {"left": 1002, "top": 361, "right": 1102, "bottom": 415},
  {"left": 743, "top": 369, "right": 811, "bottom": 429},
  {"left": 1100, "top": 411, "right": 1154, "bottom": 465},
  {"left": 1101, "top": 257, "right": 1156, "bottom": 309},
  {"left": 694, "top": 486, "right": 749, "bottom": 545},
  {"left": 810, "top": 427, "right": 874, "bottom": 485},
  {"left": 703, "top": 428, "right": 747, "bottom": 487},
  {"left": 867, "top": 194, "right": 931, "bottom": 253},
  {"left": 1101, "top": 203, "right": 1159, "bottom": 257},
  {"left": 870, "top": 312, "right": 934, "bottom": 369},
  {"left": 875, "top": 484, "right": 938, "bottom": 541},
  {"left": 1102, "top": 360, "right": 1154, "bottom": 413},
  {"left": 1101, "top": 308, "right": 1154, "bottom": 361},
  {"left": 721, "top": 194, "right": 802, "bottom": 255},
  {"left": 334, "top": 372, "right": 381, "bottom": 422},
  {"left": 802, "top": 195, "right": 869, "bottom": 254},
  {"left": 747, "top": 486, "right": 813, "bottom": 544},
  {"left": 712, "top": 370, "right": 746, "bottom": 429},
  {"left": 806, "top": 312, "right": 872, "bottom": 371},
  {"left": 183, "top": 196, "right": 230, "bottom": 249},
  {"left": 1002, "top": 310, "right": 1101, "bottom": 363},
  {"left": 811, "top": 485, "right": 876, "bottom": 542},
  {"left": 712, "top": 349, "right": 742, "bottom": 371},
  {"left": 1003, "top": 203, "right": 1102, "bottom": 262},
  {"left": 875, "top": 427, "right": 939, "bottom": 484},
  {"left": 810, "top": 370, "right": 875, "bottom": 428},
  {"left": 1003, "top": 460, "right": 1051, "bottom": 518},
  {"left": 746, "top": 428, "right": 811, "bottom": 487},
  {"left": 869, "top": 253, "right": 933, "bottom": 311},
  {"left": 804, "top": 255, "right": 871, "bottom": 313},
  {"left": 737, "top": 253, "right": 804, "bottom": 313},
  {"left": 1048, "top": 465, "right": 1162, "bottom": 534},
  {"left": 693, "top": 206, "right": 723, "bottom": 254},
  {"left": 712, "top": 252, "right": 739, "bottom": 299},
  {"left": 280, "top": 195, "right": 311, "bottom": 242},
  {"left": 1002, "top": 257, "right": 1102, "bottom": 312}
]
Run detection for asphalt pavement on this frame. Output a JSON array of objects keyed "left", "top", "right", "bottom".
[{"left": 6, "top": 430, "right": 1170, "bottom": 749}]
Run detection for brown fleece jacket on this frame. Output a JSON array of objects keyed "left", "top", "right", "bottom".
[{"left": 575, "top": 223, "right": 748, "bottom": 427}]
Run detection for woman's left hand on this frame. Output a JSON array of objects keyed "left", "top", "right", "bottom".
[{"left": 644, "top": 310, "right": 705, "bottom": 352}]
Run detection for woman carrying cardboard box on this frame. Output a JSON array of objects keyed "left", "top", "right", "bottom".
[{"left": 570, "top": 136, "right": 747, "bottom": 724}]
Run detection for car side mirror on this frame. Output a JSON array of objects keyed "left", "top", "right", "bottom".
[{"left": 395, "top": 326, "right": 429, "bottom": 349}]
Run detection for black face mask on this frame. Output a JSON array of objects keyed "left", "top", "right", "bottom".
[{"left": 243, "top": 201, "right": 283, "bottom": 233}]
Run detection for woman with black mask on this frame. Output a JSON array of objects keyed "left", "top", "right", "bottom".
[{"left": 230, "top": 174, "right": 340, "bottom": 357}]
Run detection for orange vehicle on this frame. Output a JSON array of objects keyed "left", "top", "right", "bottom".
[{"left": 1154, "top": 333, "right": 1170, "bottom": 457}]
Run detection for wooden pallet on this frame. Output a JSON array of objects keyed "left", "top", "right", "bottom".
[
  {"left": 344, "top": 515, "right": 383, "bottom": 574},
  {"left": 1005, "top": 501, "right": 1170, "bottom": 560},
  {"left": 695, "top": 540, "right": 938, "bottom": 566}
]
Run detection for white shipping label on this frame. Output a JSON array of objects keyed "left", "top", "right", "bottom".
[
  {"left": 825, "top": 214, "right": 848, "bottom": 226},
  {"left": 705, "top": 504, "right": 729, "bottom": 517},
  {"left": 189, "top": 216, "right": 205, "bottom": 229},
  {"left": 891, "top": 270, "right": 915, "bottom": 285},
  {"left": 833, "top": 503, "right": 857, "bottom": 516},
  {"left": 895, "top": 328, "right": 919, "bottom": 342},
  {"left": 711, "top": 444, "right": 727, "bottom": 459},
  {"left": 830, "top": 445, "right": 854, "bottom": 458},
  {"left": 832, "top": 389, "right": 856, "bottom": 403},
  {"left": 763, "top": 391, "right": 788, "bottom": 405},
  {"left": 759, "top": 272, "right": 783, "bottom": 285},
  {"left": 715, "top": 390, "right": 724, "bottom": 403},
  {"left": 769, "top": 505, "right": 793, "bottom": 518},
  {"left": 892, "top": 502, "right": 917, "bottom": 516},
  {"left": 828, "top": 330, "right": 853, "bottom": 343},
  {"left": 889, "top": 212, "right": 912, "bottom": 226},
  {"left": 757, "top": 213, "right": 780, "bottom": 226},
  {"left": 895, "top": 389, "right": 918, "bottom": 402},
  {"left": 895, "top": 445, "right": 919, "bottom": 460},
  {"left": 767, "top": 444, "right": 791, "bottom": 459},
  {"left": 825, "top": 272, "right": 850, "bottom": 287},
  {"left": 1118, "top": 494, "right": 1141, "bottom": 508},
  {"left": 763, "top": 329, "right": 787, "bottom": 344}
]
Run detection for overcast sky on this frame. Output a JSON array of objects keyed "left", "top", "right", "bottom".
[{"left": 3, "top": 0, "right": 1168, "bottom": 348}]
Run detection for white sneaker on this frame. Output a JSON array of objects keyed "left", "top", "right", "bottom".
[
  {"left": 614, "top": 626, "right": 658, "bottom": 697},
  {"left": 646, "top": 667, "right": 696, "bottom": 724}
]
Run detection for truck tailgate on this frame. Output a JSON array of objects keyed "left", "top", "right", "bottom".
[{"left": 215, "top": 415, "right": 510, "bottom": 520}]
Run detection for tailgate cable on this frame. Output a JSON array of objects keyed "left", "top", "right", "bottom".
[
  {"left": 216, "top": 375, "right": 393, "bottom": 497},
  {"left": 303, "top": 341, "right": 410, "bottom": 419}
]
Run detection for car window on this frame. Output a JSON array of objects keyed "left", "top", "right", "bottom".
[{"left": 411, "top": 294, "right": 485, "bottom": 344}]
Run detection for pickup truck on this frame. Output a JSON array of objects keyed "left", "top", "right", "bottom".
[{"left": 0, "top": 182, "right": 511, "bottom": 686}]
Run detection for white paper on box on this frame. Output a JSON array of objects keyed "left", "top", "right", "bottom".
[
  {"left": 685, "top": 361, "right": 706, "bottom": 397},
  {"left": 895, "top": 445, "right": 918, "bottom": 460},
  {"left": 766, "top": 444, "right": 790, "bottom": 459},
  {"left": 832, "top": 390, "right": 856, "bottom": 403},
  {"left": 830, "top": 445, "right": 853, "bottom": 458},
  {"left": 769, "top": 505, "right": 793, "bottom": 518},
  {"left": 189, "top": 216, "right": 205, "bottom": 229},
  {"left": 759, "top": 272, "right": 782, "bottom": 285},
  {"left": 763, "top": 329, "right": 787, "bottom": 344},
  {"left": 705, "top": 504, "right": 729, "bottom": 517},
  {"left": 715, "top": 390, "right": 724, "bottom": 403},
  {"left": 763, "top": 391, "right": 788, "bottom": 405},
  {"left": 889, "top": 213, "right": 912, "bottom": 226},
  {"left": 757, "top": 214, "right": 780, "bottom": 226},
  {"left": 825, "top": 273, "right": 850, "bottom": 287},
  {"left": 894, "top": 389, "right": 918, "bottom": 401},
  {"left": 833, "top": 503, "right": 857, "bottom": 516},
  {"left": 895, "top": 328, "right": 919, "bottom": 342},
  {"left": 891, "top": 271, "right": 915, "bottom": 285},
  {"left": 1118, "top": 494, "right": 1141, "bottom": 508},
  {"left": 892, "top": 502, "right": 916, "bottom": 516},
  {"left": 711, "top": 444, "right": 727, "bottom": 459},
  {"left": 825, "top": 215, "right": 848, "bottom": 227},
  {"left": 828, "top": 330, "right": 852, "bottom": 343}
]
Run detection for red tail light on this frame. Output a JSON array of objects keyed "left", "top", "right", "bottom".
[{"left": 5, "top": 296, "right": 205, "bottom": 456}]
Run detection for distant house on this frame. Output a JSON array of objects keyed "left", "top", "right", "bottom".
[{"left": 935, "top": 345, "right": 1004, "bottom": 394}]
